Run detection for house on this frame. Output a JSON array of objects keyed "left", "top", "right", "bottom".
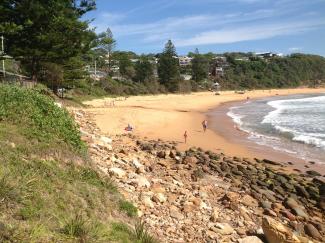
[
  {"left": 210, "top": 56, "right": 228, "bottom": 77},
  {"left": 178, "top": 56, "right": 193, "bottom": 66},
  {"left": 255, "top": 52, "right": 283, "bottom": 59}
]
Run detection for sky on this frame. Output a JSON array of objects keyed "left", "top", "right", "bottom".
[{"left": 85, "top": 0, "right": 325, "bottom": 55}]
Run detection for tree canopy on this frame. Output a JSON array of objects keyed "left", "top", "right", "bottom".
[
  {"left": 1, "top": 0, "right": 96, "bottom": 80},
  {"left": 191, "top": 49, "right": 209, "bottom": 82},
  {"left": 158, "top": 40, "right": 180, "bottom": 92}
]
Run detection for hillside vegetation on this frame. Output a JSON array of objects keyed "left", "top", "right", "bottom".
[
  {"left": 221, "top": 54, "right": 325, "bottom": 89},
  {"left": 0, "top": 85, "right": 154, "bottom": 242}
]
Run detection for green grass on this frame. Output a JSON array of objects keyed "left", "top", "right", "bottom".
[
  {"left": 119, "top": 200, "right": 138, "bottom": 217},
  {"left": 0, "top": 85, "right": 158, "bottom": 242},
  {"left": 0, "top": 84, "right": 85, "bottom": 152}
]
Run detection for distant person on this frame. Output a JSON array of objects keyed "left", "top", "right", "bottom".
[
  {"left": 125, "top": 124, "right": 133, "bottom": 132},
  {"left": 202, "top": 120, "right": 208, "bottom": 132},
  {"left": 184, "top": 131, "right": 188, "bottom": 143}
]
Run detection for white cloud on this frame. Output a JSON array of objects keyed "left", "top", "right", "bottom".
[
  {"left": 100, "top": 13, "right": 125, "bottom": 24},
  {"left": 91, "top": 0, "right": 325, "bottom": 48},
  {"left": 288, "top": 47, "right": 303, "bottom": 52},
  {"left": 174, "top": 21, "right": 322, "bottom": 46}
]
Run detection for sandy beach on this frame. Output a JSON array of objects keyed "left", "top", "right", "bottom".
[{"left": 84, "top": 88, "right": 325, "bottom": 164}]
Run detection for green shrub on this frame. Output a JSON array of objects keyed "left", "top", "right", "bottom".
[{"left": 0, "top": 85, "right": 84, "bottom": 152}]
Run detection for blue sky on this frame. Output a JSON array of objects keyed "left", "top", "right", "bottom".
[{"left": 85, "top": 0, "right": 325, "bottom": 55}]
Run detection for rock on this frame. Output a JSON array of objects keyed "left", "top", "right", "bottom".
[
  {"left": 295, "top": 185, "right": 310, "bottom": 199},
  {"left": 280, "top": 210, "right": 296, "bottom": 221},
  {"left": 141, "top": 143, "right": 153, "bottom": 151},
  {"left": 131, "top": 158, "right": 145, "bottom": 173},
  {"left": 109, "top": 167, "right": 126, "bottom": 178},
  {"left": 152, "top": 193, "right": 167, "bottom": 203},
  {"left": 262, "top": 217, "right": 301, "bottom": 243},
  {"left": 263, "top": 159, "right": 282, "bottom": 166},
  {"left": 206, "top": 230, "right": 218, "bottom": 239},
  {"left": 183, "top": 156, "right": 198, "bottom": 165},
  {"left": 157, "top": 151, "right": 166, "bottom": 158},
  {"left": 285, "top": 197, "right": 308, "bottom": 219},
  {"left": 238, "top": 236, "right": 263, "bottom": 243},
  {"left": 261, "top": 201, "right": 272, "bottom": 210},
  {"left": 131, "top": 176, "right": 151, "bottom": 188},
  {"left": 236, "top": 228, "right": 246, "bottom": 236},
  {"left": 306, "top": 170, "right": 321, "bottom": 177},
  {"left": 264, "top": 209, "right": 277, "bottom": 217},
  {"left": 142, "top": 196, "right": 154, "bottom": 208},
  {"left": 210, "top": 208, "right": 219, "bottom": 222},
  {"left": 241, "top": 195, "right": 258, "bottom": 207},
  {"left": 304, "top": 223, "right": 322, "bottom": 241},
  {"left": 212, "top": 223, "right": 234, "bottom": 235},
  {"left": 170, "top": 206, "right": 184, "bottom": 220},
  {"left": 285, "top": 197, "right": 300, "bottom": 209},
  {"left": 220, "top": 192, "right": 240, "bottom": 203},
  {"left": 293, "top": 207, "right": 309, "bottom": 219},
  {"left": 100, "top": 136, "right": 112, "bottom": 144}
]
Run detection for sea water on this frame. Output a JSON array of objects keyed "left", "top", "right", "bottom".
[{"left": 227, "top": 94, "right": 325, "bottom": 164}]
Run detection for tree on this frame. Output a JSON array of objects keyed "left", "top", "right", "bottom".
[
  {"left": 118, "top": 53, "right": 135, "bottom": 79},
  {"left": 191, "top": 49, "right": 209, "bottom": 82},
  {"left": 96, "top": 28, "right": 116, "bottom": 70},
  {"left": 134, "top": 56, "right": 154, "bottom": 83},
  {"left": 158, "top": 40, "right": 180, "bottom": 92},
  {"left": 1, "top": 0, "right": 96, "bottom": 81}
]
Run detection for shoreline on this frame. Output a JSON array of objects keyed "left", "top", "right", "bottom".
[
  {"left": 83, "top": 88, "right": 325, "bottom": 174},
  {"left": 208, "top": 98, "right": 325, "bottom": 174}
]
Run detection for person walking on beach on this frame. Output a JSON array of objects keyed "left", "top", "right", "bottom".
[
  {"left": 184, "top": 131, "right": 188, "bottom": 143},
  {"left": 202, "top": 120, "right": 208, "bottom": 132}
]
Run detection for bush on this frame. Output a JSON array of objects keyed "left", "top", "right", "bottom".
[{"left": 0, "top": 85, "right": 84, "bottom": 151}]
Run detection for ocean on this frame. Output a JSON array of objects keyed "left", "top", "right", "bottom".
[{"left": 227, "top": 93, "right": 325, "bottom": 164}]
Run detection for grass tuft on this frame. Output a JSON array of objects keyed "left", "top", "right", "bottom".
[
  {"left": 119, "top": 200, "right": 138, "bottom": 217},
  {"left": 134, "top": 220, "right": 159, "bottom": 243},
  {"left": 62, "top": 214, "right": 89, "bottom": 240}
]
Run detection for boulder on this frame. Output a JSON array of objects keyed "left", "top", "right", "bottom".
[
  {"left": 262, "top": 217, "right": 301, "bottom": 243},
  {"left": 157, "top": 151, "right": 166, "bottom": 158},
  {"left": 210, "top": 208, "right": 219, "bottom": 222},
  {"left": 285, "top": 197, "right": 308, "bottom": 219},
  {"left": 152, "top": 193, "right": 167, "bottom": 203},
  {"left": 238, "top": 236, "right": 263, "bottom": 243},
  {"left": 241, "top": 195, "right": 258, "bottom": 207},
  {"left": 306, "top": 170, "right": 321, "bottom": 177},
  {"left": 183, "top": 156, "right": 198, "bottom": 165},
  {"left": 109, "top": 167, "right": 126, "bottom": 178},
  {"left": 304, "top": 223, "right": 322, "bottom": 241},
  {"left": 212, "top": 223, "right": 234, "bottom": 235},
  {"left": 131, "top": 176, "right": 151, "bottom": 188},
  {"left": 142, "top": 196, "right": 154, "bottom": 208},
  {"left": 295, "top": 185, "right": 310, "bottom": 199},
  {"left": 220, "top": 192, "right": 240, "bottom": 203},
  {"left": 100, "top": 136, "right": 112, "bottom": 144}
]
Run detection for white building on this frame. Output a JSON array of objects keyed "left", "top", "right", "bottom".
[{"left": 178, "top": 56, "right": 193, "bottom": 66}]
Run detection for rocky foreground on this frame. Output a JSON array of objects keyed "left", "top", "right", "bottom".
[{"left": 71, "top": 109, "right": 325, "bottom": 243}]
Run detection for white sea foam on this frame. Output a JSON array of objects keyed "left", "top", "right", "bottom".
[
  {"left": 227, "top": 107, "right": 244, "bottom": 126},
  {"left": 262, "top": 95, "right": 325, "bottom": 150}
]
